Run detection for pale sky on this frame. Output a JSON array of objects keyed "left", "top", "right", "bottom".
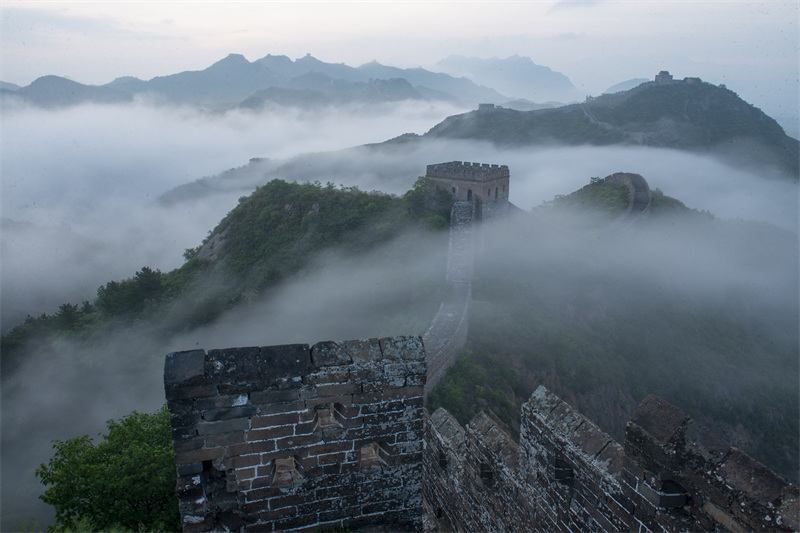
[{"left": 1, "top": 1, "right": 798, "bottom": 115}]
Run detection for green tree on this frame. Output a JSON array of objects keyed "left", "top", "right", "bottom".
[{"left": 36, "top": 406, "right": 180, "bottom": 532}]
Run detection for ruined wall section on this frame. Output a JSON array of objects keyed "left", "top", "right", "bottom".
[
  {"left": 425, "top": 386, "right": 799, "bottom": 532},
  {"left": 422, "top": 201, "right": 474, "bottom": 397},
  {"left": 625, "top": 394, "right": 799, "bottom": 532},
  {"left": 567, "top": 172, "right": 651, "bottom": 230},
  {"left": 164, "top": 336, "right": 427, "bottom": 532},
  {"left": 425, "top": 409, "right": 535, "bottom": 531},
  {"left": 520, "top": 386, "right": 664, "bottom": 532}
]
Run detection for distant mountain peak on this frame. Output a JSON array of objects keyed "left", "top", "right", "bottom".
[
  {"left": 435, "top": 54, "right": 582, "bottom": 103},
  {"left": 208, "top": 53, "right": 251, "bottom": 69}
]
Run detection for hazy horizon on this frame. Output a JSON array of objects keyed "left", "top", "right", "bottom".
[{"left": 2, "top": 2, "right": 798, "bottom": 122}]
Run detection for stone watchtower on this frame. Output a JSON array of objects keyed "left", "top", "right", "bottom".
[{"left": 425, "top": 161, "right": 510, "bottom": 219}]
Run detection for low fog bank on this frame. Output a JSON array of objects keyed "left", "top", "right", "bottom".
[
  {"left": 168, "top": 229, "right": 448, "bottom": 350},
  {"left": 0, "top": 226, "right": 447, "bottom": 531},
  {"left": 3, "top": 100, "right": 794, "bottom": 332},
  {"left": 165, "top": 138, "right": 799, "bottom": 236},
  {"left": 1, "top": 100, "right": 463, "bottom": 330},
  {"left": 470, "top": 207, "right": 798, "bottom": 479}
]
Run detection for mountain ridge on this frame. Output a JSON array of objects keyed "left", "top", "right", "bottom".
[
  {"left": 2, "top": 53, "right": 514, "bottom": 110},
  {"left": 419, "top": 78, "right": 799, "bottom": 177},
  {"left": 436, "top": 54, "right": 584, "bottom": 103}
]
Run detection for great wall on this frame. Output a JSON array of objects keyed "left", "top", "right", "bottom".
[{"left": 164, "top": 163, "right": 798, "bottom": 531}]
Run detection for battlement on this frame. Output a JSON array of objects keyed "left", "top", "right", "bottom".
[
  {"left": 424, "top": 385, "right": 799, "bottom": 532},
  {"left": 426, "top": 161, "right": 510, "bottom": 182},
  {"left": 166, "top": 343, "right": 799, "bottom": 532},
  {"left": 424, "top": 161, "right": 510, "bottom": 217},
  {"left": 164, "top": 337, "right": 426, "bottom": 532}
]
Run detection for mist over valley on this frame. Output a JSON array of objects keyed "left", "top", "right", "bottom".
[{"left": 1, "top": 45, "right": 798, "bottom": 530}]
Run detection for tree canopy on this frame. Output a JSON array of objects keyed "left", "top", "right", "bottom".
[{"left": 35, "top": 406, "right": 180, "bottom": 532}]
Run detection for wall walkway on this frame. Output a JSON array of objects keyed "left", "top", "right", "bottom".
[{"left": 422, "top": 200, "right": 475, "bottom": 397}]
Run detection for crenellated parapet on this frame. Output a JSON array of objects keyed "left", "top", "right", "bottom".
[
  {"left": 164, "top": 337, "right": 426, "bottom": 532},
  {"left": 423, "top": 385, "right": 799, "bottom": 532},
  {"left": 166, "top": 346, "right": 798, "bottom": 532},
  {"left": 426, "top": 161, "right": 510, "bottom": 182},
  {"left": 424, "top": 161, "right": 510, "bottom": 220}
]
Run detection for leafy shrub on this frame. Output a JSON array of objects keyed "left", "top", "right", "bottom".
[{"left": 36, "top": 406, "right": 180, "bottom": 532}]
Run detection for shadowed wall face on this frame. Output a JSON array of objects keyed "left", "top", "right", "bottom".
[
  {"left": 164, "top": 336, "right": 426, "bottom": 532},
  {"left": 424, "top": 386, "right": 799, "bottom": 533}
]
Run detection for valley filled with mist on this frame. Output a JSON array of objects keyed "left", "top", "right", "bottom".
[{"left": 2, "top": 54, "right": 798, "bottom": 530}]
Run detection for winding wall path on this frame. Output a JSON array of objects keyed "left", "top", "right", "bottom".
[
  {"left": 422, "top": 173, "right": 652, "bottom": 398},
  {"left": 422, "top": 201, "right": 475, "bottom": 397}
]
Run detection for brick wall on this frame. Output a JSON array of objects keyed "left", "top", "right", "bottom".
[
  {"left": 164, "top": 336, "right": 427, "bottom": 532},
  {"left": 424, "top": 385, "right": 799, "bottom": 532}
]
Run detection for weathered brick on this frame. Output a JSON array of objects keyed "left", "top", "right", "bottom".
[
  {"left": 228, "top": 453, "right": 262, "bottom": 469},
  {"left": 202, "top": 405, "right": 256, "bottom": 422},
  {"left": 322, "top": 463, "right": 341, "bottom": 475},
  {"left": 268, "top": 492, "right": 316, "bottom": 510},
  {"left": 383, "top": 386, "right": 425, "bottom": 401},
  {"left": 314, "top": 382, "right": 361, "bottom": 397},
  {"left": 205, "top": 432, "right": 245, "bottom": 448},
  {"left": 168, "top": 384, "right": 218, "bottom": 401},
  {"left": 340, "top": 338, "right": 382, "bottom": 364},
  {"left": 175, "top": 447, "right": 223, "bottom": 464},
  {"left": 207, "top": 346, "right": 263, "bottom": 380},
  {"left": 250, "top": 389, "right": 302, "bottom": 404},
  {"left": 236, "top": 466, "right": 256, "bottom": 480},
  {"left": 255, "top": 399, "right": 305, "bottom": 415},
  {"left": 310, "top": 340, "right": 353, "bottom": 367},
  {"left": 379, "top": 336, "right": 424, "bottom": 361},
  {"left": 226, "top": 441, "right": 270, "bottom": 457},
  {"left": 194, "top": 393, "right": 249, "bottom": 410},
  {"left": 273, "top": 512, "right": 318, "bottom": 530},
  {"left": 304, "top": 369, "right": 352, "bottom": 386},
  {"left": 275, "top": 433, "right": 324, "bottom": 449},
  {"left": 197, "top": 417, "right": 249, "bottom": 435},
  {"left": 165, "top": 350, "right": 206, "bottom": 385},
  {"left": 294, "top": 420, "right": 317, "bottom": 435},
  {"left": 251, "top": 412, "right": 299, "bottom": 428},
  {"left": 172, "top": 436, "right": 205, "bottom": 452},
  {"left": 261, "top": 343, "right": 312, "bottom": 377},
  {"left": 248, "top": 425, "right": 293, "bottom": 441},
  {"left": 176, "top": 461, "right": 204, "bottom": 476}
]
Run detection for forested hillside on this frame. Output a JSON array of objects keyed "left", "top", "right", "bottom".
[{"left": 1, "top": 179, "right": 450, "bottom": 376}]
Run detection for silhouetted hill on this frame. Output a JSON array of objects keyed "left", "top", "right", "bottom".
[
  {"left": 241, "top": 76, "right": 422, "bottom": 109},
  {"left": 143, "top": 53, "right": 278, "bottom": 106},
  {"left": 12, "top": 76, "right": 131, "bottom": 107},
  {"left": 424, "top": 79, "right": 799, "bottom": 176},
  {"left": 603, "top": 78, "right": 648, "bottom": 94},
  {"left": 7, "top": 53, "right": 510, "bottom": 109},
  {"left": 436, "top": 54, "right": 583, "bottom": 103},
  {"left": 356, "top": 61, "right": 505, "bottom": 105}
]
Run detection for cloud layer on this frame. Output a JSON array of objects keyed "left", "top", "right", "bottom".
[{"left": 1, "top": 99, "right": 797, "bottom": 530}]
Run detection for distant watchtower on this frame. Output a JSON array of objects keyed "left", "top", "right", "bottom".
[
  {"left": 654, "top": 70, "right": 674, "bottom": 84},
  {"left": 425, "top": 161, "right": 510, "bottom": 219}
]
